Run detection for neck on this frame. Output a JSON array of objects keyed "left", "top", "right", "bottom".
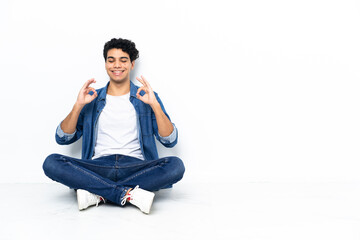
[{"left": 107, "top": 79, "right": 131, "bottom": 96}]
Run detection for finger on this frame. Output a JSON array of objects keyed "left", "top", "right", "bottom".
[
  {"left": 137, "top": 76, "right": 150, "bottom": 89},
  {"left": 137, "top": 86, "right": 148, "bottom": 96},
  {"left": 86, "top": 87, "right": 96, "bottom": 94},
  {"left": 90, "top": 90, "right": 98, "bottom": 100},
  {"left": 82, "top": 78, "right": 96, "bottom": 90},
  {"left": 136, "top": 90, "right": 143, "bottom": 100},
  {"left": 137, "top": 87, "right": 149, "bottom": 99},
  {"left": 140, "top": 75, "right": 152, "bottom": 90},
  {"left": 136, "top": 76, "right": 145, "bottom": 86}
]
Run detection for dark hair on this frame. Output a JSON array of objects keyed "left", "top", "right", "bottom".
[{"left": 103, "top": 38, "right": 139, "bottom": 62}]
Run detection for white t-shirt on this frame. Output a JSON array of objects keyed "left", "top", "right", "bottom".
[{"left": 93, "top": 92, "right": 144, "bottom": 160}]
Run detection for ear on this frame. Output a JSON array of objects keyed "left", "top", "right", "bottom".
[{"left": 131, "top": 61, "right": 135, "bottom": 70}]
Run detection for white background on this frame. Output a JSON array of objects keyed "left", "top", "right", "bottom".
[{"left": 0, "top": 0, "right": 359, "bottom": 184}]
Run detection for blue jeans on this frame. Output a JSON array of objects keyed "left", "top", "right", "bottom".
[{"left": 43, "top": 154, "right": 185, "bottom": 206}]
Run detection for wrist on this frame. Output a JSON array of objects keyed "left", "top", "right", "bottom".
[
  {"left": 73, "top": 102, "right": 85, "bottom": 112},
  {"left": 150, "top": 101, "right": 161, "bottom": 112}
]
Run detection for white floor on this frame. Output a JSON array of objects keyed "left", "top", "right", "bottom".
[{"left": 1, "top": 179, "right": 360, "bottom": 240}]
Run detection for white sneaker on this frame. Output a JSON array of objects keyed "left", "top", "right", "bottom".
[
  {"left": 77, "top": 189, "right": 105, "bottom": 211},
  {"left": 121, "top": 186, "right": 155, "bottom": 214}
]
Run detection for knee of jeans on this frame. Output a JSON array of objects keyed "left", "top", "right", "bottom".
[
  {"left": 168, "top": 157, "right": 185, "bottom": 180},
  {"left": 43, "top": 154, "right": 63, "bottom": 178}
]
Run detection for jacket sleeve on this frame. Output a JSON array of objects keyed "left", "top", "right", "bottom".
[
  {"left": 55, "top": 108, "right": 85, "bottom": 145},
  {"left": 152, "top": 93, "right": 178, "bottom": 148}
]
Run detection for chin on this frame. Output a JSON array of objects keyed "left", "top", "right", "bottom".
[{"left": 110, "top": 78, "right": 128, "bottom": 84}]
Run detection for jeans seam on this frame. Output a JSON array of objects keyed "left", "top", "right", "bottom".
[
  {"left": 120, "top": 164, "right": 162, "bottom": 183},
  {"left": 66, "top": 161, "right": 117, "bottom": 188},
  {"left": 116, "top": 162, "right": 152, "bottom": 169},
  {"left": 116, "top": 159, "right": 167, "bottom": 169},
  {"left": 61, "top": 156, "right": 117, "bottom": 169}
]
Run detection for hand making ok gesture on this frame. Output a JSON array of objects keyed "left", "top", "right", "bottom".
[
  {"left": 136, "top": 75, "right": 159, "bottom": 107},
  {"left": 76, "top": 78, "right": 98, "bottom": 107}
]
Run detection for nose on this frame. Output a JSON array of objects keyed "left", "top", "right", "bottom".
[{"left": 114, "top": 60, "right": 121, "bottom": 68}]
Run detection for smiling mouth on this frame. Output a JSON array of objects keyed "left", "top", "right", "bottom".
[{"left": 111, "top": 70, "right": 125, "bottom": 76}]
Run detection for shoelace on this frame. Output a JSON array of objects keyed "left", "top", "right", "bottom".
[
  {"left": 121, "top": 185, "right": 139, "bottom": 206},
  {"left": 89, "top": 194, "right": 105, "bottom": 207}
]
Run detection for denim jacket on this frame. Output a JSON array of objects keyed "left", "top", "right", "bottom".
[{"left": 55, "top": 81, "right": 178, "bottom": 160}]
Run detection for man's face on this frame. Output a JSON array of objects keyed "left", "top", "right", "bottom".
[{"left": 105, "top": 48, "right": 135, "bottom": 84}]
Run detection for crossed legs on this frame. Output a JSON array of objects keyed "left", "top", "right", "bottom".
[{"left": 43, "top": 154, "right": 185, "bottom": 207}]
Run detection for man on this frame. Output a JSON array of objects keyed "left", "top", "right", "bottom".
[{"left": 43, "top": 38, "right": 185, "bottom": 214}]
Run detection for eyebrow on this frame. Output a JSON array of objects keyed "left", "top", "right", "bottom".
[{"left": 107, "top": 56, "right": 129, "bottom": 60}]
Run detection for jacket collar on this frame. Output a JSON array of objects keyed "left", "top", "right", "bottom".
[
  {"left": 130, "top": 81, "right": 139, "bottom": 98},
  {"left": 98, "top": 81, "right": 139, "bottom": 101}
]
